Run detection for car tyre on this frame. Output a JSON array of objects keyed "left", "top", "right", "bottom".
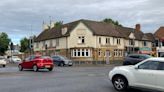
[
  {"left": 18, "top": 65, "right": 23, "bottom": 71},
  {"left": 33, "top": 65, "right": 38, "bottom": 72},
  {"left": 2, "top": 65, "right": 6, "bottom": 68},
  {"left": 48, "top": 68, "right": 53, "bottom": 71},
  {"left": 123, "top": 62, "right": 131, "bottom": 65},
  {"left": 60, "top": 63, "right": 64, "bottom": 67},
  {"left": 112, "top": 76, "right": 128, "bottom": 91}
]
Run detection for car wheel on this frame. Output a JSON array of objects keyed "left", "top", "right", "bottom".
[
  {"left": 60, "top": 63, "right": 64, "bottom": 67},
  {"left": 18, "top": 65, "right": 23, "bottom": 71},
  {"left": 123, "top": 62, "right": 131, "bottom": 65},
  {"left": 112, "top": 76, "right": 128, "bottom": 91},
  {"left": 2, "top": 65, "right": 6, "bottom": 68},
  {"left": 33, "top": 65, "right": 38, "bottom": 72},
  {"left": 48, "top": 68, "right": 53, "bottom": 71}
]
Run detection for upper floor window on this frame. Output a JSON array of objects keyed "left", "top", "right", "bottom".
[
  {"left": 43, "top": 41, "right": 46, "bottom": 46},
  {"left": 129, "top": 39, "right": 135, "bottom": 45},
  {"left": 106, "top": 38, "right": 110, "bottom": 44},
  {"left": 99, "top": 37, "right": 101, "bottom": 44},
  {"left": 36, "top": 42, "right": 39, "bottom": 48},
  {"left": 117, "top": 38, "right": 121, "bottom": 45},
  {"left": 162, "top": 42, "right": 164, "bottom": 46},
  {"left": 143, "top": 41, "right": 147, "bottom": 46},
  {"left": 78, "top": 36, "right": 85, "bottom": 44},
  {"left": 50, "top": 40, "right": 53, "bottom": 47},
  {"left": 56, "top": 39, "right": 59, "bottom": 46}
]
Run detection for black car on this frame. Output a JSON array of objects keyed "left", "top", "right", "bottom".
[
  {"left": 123, "top": 54, "right": 152, "bottom": 65},
  {"left": 51, "top": 55, "right": 73, "bottom": 66}
]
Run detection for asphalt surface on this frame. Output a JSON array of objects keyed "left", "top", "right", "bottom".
[{"left": 0, "top": 65, "right": 160, "bottom": 92}]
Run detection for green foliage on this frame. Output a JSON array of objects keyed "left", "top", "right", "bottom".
[
  {"left": 103, "top": 18, "right": 123, "bottom": 27},
  {"left": 54, "top": 21, "right": 63, "bottom": 28},
  {"left": 0, "top": 32, "right": 11, "bottom": 55},
  {"left": 20, "top": 37, "right": 29, "bottom": 52}
]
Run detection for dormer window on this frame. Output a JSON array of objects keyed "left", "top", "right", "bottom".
[{"left": 61, "top": 27, "right": 67, "bottom": 35}]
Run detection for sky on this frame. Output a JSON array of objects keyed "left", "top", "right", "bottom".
[{"left": 0, "top": 0, "right": 163, "bottom": 44}]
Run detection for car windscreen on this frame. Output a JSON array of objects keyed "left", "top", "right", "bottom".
[{"left": 41, "top": 56, "right": 52, "bottom": 59}]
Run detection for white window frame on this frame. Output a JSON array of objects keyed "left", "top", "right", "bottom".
[
  {"left": 106, "top": 38, "right": 110, "bottom": 44},
  {"left": 71, "top": 49, "right": 91, "bottom": 57},
  {"left": 78, "top": 36, "right": 85, "bottom": 44}
]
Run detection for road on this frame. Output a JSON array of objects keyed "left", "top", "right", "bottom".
[{"left": 0, "top": 65, "right": 159, "bottom": 92}]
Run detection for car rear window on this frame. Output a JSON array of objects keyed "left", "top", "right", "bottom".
[{"left": 129, "top": 55, "right": 139, "bottom": 58}]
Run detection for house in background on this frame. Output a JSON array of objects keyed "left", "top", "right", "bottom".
[
  {"left": 34, "top": 19, "right": 153, "bottom": 63},
  {"left": 154, "top": 27, "right": 164, "bottom": 57},
  {"left": 145, "top": 33, "right": 156, "bottom": 56}
]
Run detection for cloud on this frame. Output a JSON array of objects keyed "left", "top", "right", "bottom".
[{"left": 0, "top": 0, "right": 163, "bottom": 44}]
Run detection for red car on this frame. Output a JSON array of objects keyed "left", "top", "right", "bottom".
[{"left": 18, "top": 55, "right": 54, "bottom": 72}]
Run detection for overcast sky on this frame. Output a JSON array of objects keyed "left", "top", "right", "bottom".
[{"left": 0, "top": 0, "right": 163, "bottom": 44}]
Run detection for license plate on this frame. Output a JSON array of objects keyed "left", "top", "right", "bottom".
[{"left": 45, "top": 65, "right": 50, "bottom": 68}]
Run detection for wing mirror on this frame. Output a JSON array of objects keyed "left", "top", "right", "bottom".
[{"left": 134, "top": 66, "right": 139, "bottom": 69}]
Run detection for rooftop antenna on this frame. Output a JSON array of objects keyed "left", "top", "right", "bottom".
[{"left": 49, "top": 16, "right": 52, "bottom": 27}]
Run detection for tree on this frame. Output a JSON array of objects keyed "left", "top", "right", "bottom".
[
  {"left": 20, "top": 37, "right": 29, "bottom": 53},
  {"left": 54, "top": 21, "right": 63, "bottom": 28},
  {"left": 103, "top": 18, "right": 123, "bottom": 27},
  {"left": 0, "top": 32, "right": 11, "bottom": 55}
]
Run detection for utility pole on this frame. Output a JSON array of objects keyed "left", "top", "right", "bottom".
[{"left": 10, "top": 42, "right": 13, "bottom": 63}]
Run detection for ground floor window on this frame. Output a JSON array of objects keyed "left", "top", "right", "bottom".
[
  {"left": 71, "top": 49, "right": 91, "bottom": 57},
  {"left": 114, "top": 49, "right": 123, "bottom": 57},
  {"left": 98, "top": 50, "right": 102, "bottom": 57},
  {"left": 104, "top": 50, "right": 111, "bottom": 57}
]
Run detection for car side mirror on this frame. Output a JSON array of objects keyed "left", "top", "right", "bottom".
[{"left": 134, "top": 66, "right": 139, "bottom": 69}]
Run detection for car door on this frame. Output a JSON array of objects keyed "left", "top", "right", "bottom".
[
  {"left": 53, "top": 56, "right": 62, "bottom": 65},
  {"left": 129, "top": 55, "right": 140, "bottom": 64},
  {"left": 156, "top": 62, "right": 164, "bottom": 91},
  {"left": 22, "top": 57, "right": 31, "bottom": 69},
  {"left": 23, "top": 56, "right": 35, "bottom": 69},
  {"left": 133, "top": 60, "right": 159, "bottom": 89},
  {"left": 28, "top": 56, "right": 36, "bottom": 69}
]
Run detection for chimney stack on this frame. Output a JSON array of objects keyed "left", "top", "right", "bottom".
[
  {"left": 43, "top": 24, "right": 49, "bottom": 31},
  {"left": 135, "top": 24, "right": 141, "bottom": 31}
]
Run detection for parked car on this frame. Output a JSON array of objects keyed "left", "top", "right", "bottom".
[
  {"left": 123, "top": 54, "right": 152, "bottom": 65},
  {"left": 9, "top": 56, "right": 22, "bottom": 63},
  {"left": 18, "top": 55, "right": 54, "bottom": 72},
  {"left": 109, "top": 58, "right": 164, "bottom": 91},
  {"left": 0, "top": 56, "right": 7, "bottom": 67},
  {"left": 51, "top": 55, "right": 73, "bottom": 66}
]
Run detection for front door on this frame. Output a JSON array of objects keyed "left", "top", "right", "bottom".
[{"left": 133, "top": 61, "right": 159, "bottom": 89}]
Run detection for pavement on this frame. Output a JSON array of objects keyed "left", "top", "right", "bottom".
[{"left": 0, "top": 65, "right": 160, "bottom": 92}]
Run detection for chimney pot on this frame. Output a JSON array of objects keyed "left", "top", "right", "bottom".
[{"left": 135, "top": 24, "right": 141, "bottom": 31}]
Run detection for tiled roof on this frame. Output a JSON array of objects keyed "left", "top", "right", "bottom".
[
  {"left": 145, "top": 33, "right": 156, "bottom": 42},
  {"left": 35, "top": 19, "right": 153, "bottom": 42},
  {"left": 154, "top": 27, "right": 164, "bottom": 39}
]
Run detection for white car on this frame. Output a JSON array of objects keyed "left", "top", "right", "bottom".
[
  {"left": 109, "top": 58, "right": 164, "bottom": 92},
  {"left": 0, "top": 56, "right": 7, "bottom": 67},
  {"left": 9, "top": 56, "right": 22, "bottom": 63}
]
